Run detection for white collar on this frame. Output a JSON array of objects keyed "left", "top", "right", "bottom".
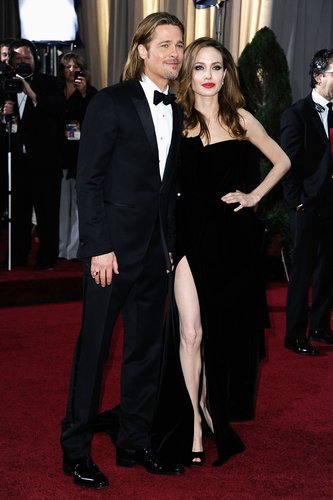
[
  {"left": 140, "top": 74, "right": 169, "bottom": 102},
  {"left": 312, "top": 88, "right": 332, "bottom": 108}
]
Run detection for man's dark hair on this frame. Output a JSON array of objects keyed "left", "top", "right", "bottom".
[
  {"left": 7, "top": 38, "right": 40, "bottom": 71},
  {"left": 309, "top": 48, "right": 333, "bottom": 88},
  {"left": 0, "top": 38, "right": 15, "bottom": 49}
]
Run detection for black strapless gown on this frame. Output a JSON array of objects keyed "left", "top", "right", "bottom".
[{"left": 151, "top": 136, "right": 268, "bottom": 466}]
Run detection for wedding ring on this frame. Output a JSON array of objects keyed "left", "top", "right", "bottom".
[{"left": 92, "top": 271, "right": 99, "bottom": 276}]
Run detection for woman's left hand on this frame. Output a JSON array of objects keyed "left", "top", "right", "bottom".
[
  {"left": 221, "top": 190, "right": 260, "bottom": 212},
  {"left": 74, "top": 76, "right": 87, "bottom": 97}
]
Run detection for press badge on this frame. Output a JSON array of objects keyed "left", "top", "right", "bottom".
[
  {"left": 65, "top": 121, "right": 80, "bottom": 140},
  {"left": 6, "top": 115, "right": 18, "bottom": 133}
]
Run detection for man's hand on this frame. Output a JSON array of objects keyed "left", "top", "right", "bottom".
[
  {"left": 16, "top": 75, "right": 37, "bottom": 103},
  {"left": 2, "top": 100, "right": 15, "bottom": 116},
  {"left": 90, "top": 252, "right": 119, "bottom": 287}
]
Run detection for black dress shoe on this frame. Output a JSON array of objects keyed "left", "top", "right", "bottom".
[
  {"left": 63, "top": 455, "right": 109, "bottom": 488},
  {"left": 284, "top": 337, "right": 319, "bottom": 355},
  {"left": 309, "top": 329, "right": 333, "bottom": 344},
  {"left": 34, "top": 262, "right": 55, "bottom": 271},
  {"left": 1, "top": 258, "right": 27, "bottom": 268},
  {"left": 116, "top": 447, "right": 184, "bottom": 475}
]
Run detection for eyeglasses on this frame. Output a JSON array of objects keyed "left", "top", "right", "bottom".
[{"left": 324, "top": 71, "right": 333, "bottom": 75}]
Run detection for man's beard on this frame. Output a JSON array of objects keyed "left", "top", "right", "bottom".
[{"left": 164, "top": 68, "right": 180, "bottom": 81}]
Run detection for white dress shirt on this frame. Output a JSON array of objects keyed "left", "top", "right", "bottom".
[
  {"left": 17, "top": 91, "right": 28, "bottom": 118},
  {"left": 140, "top": 74, "right": 173, "bottom": 180},
  {"left": 312, "top": 88, "right": 333, "bottom": 138}
]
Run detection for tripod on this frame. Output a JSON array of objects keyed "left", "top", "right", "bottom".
[
  {"left": 5, "top": 113, "right": 13, "bottom": 271},
  {"left": 215, "top": 1, "right": 229, "bottom": 44}
]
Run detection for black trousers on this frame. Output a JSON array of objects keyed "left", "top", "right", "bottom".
[
  {"left": 286, "top": 207, "right": 333, "bottom": 339},
  {"left": 11, "top": 156, "right": 61, "bottom": 266},
  {"left": 61, "top": 222, "right": 168, "bottom": 460}
]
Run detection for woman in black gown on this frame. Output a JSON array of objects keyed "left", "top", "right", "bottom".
[{"left": 152, "top": 37, "right": 290, "bottom": 467}]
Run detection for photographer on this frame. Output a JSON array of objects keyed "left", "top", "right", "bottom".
[
  {"left": 0, "top": 38, "right": 14, "bottom": 62},
  {"left": 57, "top": 52, "right": 97, "bottom": 261},
  {"left": 0, "top": 38, "right": 63, "bottom": 269},
  {"left": 0, "top": 38, "right": 15, "bottom": 230}
]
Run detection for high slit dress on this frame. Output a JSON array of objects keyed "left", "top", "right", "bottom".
[{"left": 151, "top": 136, "right": 269, "bottom": 466}]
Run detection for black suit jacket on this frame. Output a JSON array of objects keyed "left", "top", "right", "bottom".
[
  {"left": 76, "top": 79, "right": 182, "bottom": 268},
  {"left": 4, "top": 72, "right": 63, "bottom": 170},
  {"left": 280, "top": 93, "right": 333, "bottom": 209}
]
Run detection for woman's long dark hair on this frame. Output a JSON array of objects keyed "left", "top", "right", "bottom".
[{"left": 177, "top": 37, "right": 246, "bottom": 142}]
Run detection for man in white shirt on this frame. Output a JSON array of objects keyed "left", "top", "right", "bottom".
[
  {"left": 0, "top": 38, "right": 62, "bottom": 270},
  {"left": 281, "top": 48, "right": 333, "bottom": 355},
  {"left": 60, "top": 12, "right": 185, "bottom": 488}
]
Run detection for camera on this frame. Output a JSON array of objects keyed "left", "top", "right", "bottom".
[
  {"left": 16, "top": 63, "right": 33, "bottom": 79},
  {"left": 74, "top": 70, "right": 84, "bottom": 80},
  {"left": 0, "top": 62, "right": 24, "bottom": 94}
]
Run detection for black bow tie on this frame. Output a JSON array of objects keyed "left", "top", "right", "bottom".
[{"left": 153, "top": 90, "right": 175, "bottom": 106}]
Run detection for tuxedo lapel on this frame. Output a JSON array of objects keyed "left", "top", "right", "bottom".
[
  {"left": 20, "top": 96, "right": 34, "bottom": 125},
  {"left": 131, "top": 82, "right": 181, "bottom": 185},
  {"left": 305, "top": 94, "right": 327, "bottom": 144},
  {"left": 161, "top": 102, "right": 181, "bottom": 185},
  {"left": 131, "top": 84, "right": 158, "bottom": 160},
  {"left": 22, "top": 76, "right": 38, "bottom": 122}
]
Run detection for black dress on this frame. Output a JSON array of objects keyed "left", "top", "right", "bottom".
[
  {"left": 59, "top": 84, "right": 97, "bottom": 179},
  {"left": 152, "top": 136, "right": 268, "bottom": 466}
]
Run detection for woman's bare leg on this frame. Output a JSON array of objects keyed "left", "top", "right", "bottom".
[
  {"left": 174, "top": 257, "right": 203, "bottom": 461},
  {"left": 200, "top": 366, "right": 214, "bottom": 433}
]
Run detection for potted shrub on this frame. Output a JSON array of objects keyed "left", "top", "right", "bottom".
[{"left": 238, "top": 26, "right": 293, "bottom": 277}]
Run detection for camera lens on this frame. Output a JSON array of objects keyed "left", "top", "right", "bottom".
[{"left": 16, "top": 63, "right": 32, "bottom": 77}]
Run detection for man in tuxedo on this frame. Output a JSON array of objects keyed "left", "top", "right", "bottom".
[
  {"left": 60, "top": 12, "right": 185, "bottom": 488},
  {"left": 281, "top": 48, "right": 333, "bottom": 355},
  {"left": 0, "top": 39, "right": 62, "bottom": 269}
]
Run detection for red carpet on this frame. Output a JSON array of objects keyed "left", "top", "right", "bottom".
[
  {"left": 1, "top": 285, "right": 333, "bottom": 499},
  {"left": 0, "top": 228, "right": 83, "bottom": 306}
]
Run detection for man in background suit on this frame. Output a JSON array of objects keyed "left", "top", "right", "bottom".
[
  {"left": 281, "top": 48, "right": 333, "bottom": 355},
  {"left": 0, "top": 38, "right": 14, "bottom": 62},
  {"left": 60, "top": 12, "right": 185, "bottom": 489},
  {"left": 0, "top": 38, "right": 14, "bottom": 228},
  {"left": 0, "top": 39, "right": 63, "bottom": 269}
]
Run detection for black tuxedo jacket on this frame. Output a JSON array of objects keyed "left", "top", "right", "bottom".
[
  {"left": 76, "top": 79, "right": 182, "bottom": 269},
  {"left": 280, "top": 93, "right": 333, "bottom": 209},
  {"left": 3, "top": 72, "right": 63, "bottom": 170}
]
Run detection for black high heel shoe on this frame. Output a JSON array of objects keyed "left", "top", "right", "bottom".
[{"left": 188, "top": 451, "right": 205, "bottom": 467}]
